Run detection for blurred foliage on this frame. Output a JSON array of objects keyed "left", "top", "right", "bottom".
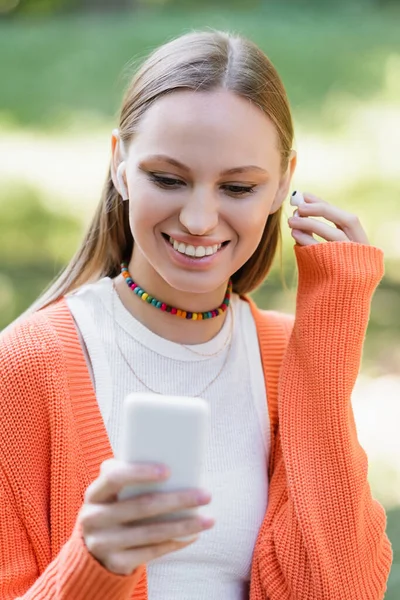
[
  {"left": 0, "top": 186, "right": 81, "bottom": 324},
  {"left": 386, "top": 505, "right": 400, "bottom": 599},
  {"left": 1, "top": 0, "right": 400, "bottom": 17},
  {"left": 0, "top": 3, "right": 399, "bottom": 129}
]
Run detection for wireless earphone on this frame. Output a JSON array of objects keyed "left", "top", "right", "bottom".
[{"left": 116, "top": 161, "right": 129, "bottom": 201}]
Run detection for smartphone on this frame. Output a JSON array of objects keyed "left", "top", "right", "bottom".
[{"left": 117, "top": 392, "right": 210, "bottom": 532}]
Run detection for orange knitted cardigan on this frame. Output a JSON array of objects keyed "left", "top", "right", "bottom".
[{"left": 0, "top": 243, "right": 393, "bottom": 599}]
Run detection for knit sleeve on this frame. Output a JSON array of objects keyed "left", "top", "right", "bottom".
[
  {"left": 0, "top": 321, "right": 145, "bottom": 599},
  {"left": 268, "top": 242, "right": 393, "bottom": 599},
  {"left": 0, "top": 465, "right": 145, "bottom": 599}
]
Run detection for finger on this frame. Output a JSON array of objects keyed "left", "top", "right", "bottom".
[
  {"left": 85, "top": 516, "right": 208, "bottom": 555},
  {"left": 81, "top": 488, "right": 208, "bottom": 531},
  {"left": 120, "top": 515, "right": 213, "bottom": 549},
  {"left": 289, "top": 215, "right": 348, "bottom": 242},
  {"left": 297, "top": 202, "right": 369, "bottom": 244},
  {"left": 86, "top": 461, "right": 168, "bottom": 504},
  {"left": 302, "top": 191, "right": 328, "bottom": 204},
  {"left": 290, "top": 228, "right": 318, "bottom": 246},
  {"left": 102, "top": 538, "right": 198, "bottom": 576}
]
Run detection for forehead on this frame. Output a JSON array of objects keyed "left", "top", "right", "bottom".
[{"left": 129, "top": 89, "right": 281, "bottom": 171}]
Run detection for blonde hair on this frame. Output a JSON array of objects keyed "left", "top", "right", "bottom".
[{"left": 32, "top": 29, "right": 294, "bottom": 313}]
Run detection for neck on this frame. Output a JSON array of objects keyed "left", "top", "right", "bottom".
[{"left": 113, "top": 274, "right": 230, "bottom": 345}]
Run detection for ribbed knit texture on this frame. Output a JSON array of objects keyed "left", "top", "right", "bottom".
[{"left": 0, "top": 242, "right": 393, "bottom": 599}]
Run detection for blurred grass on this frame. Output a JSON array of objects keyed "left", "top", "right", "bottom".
[{"left": 0, "top": 3, "right": 399, "bottom": 130}]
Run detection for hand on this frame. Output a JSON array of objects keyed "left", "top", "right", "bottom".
[
  {"left": 287, "top": 191, "right": 370, "bottom": 246},
  {"left": 78, "top": 459, "right": 214, "bottom": 576}
]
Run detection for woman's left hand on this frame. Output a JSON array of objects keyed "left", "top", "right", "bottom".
[{"left": 287, "top": 191, "right": 370, "bottom": 246}]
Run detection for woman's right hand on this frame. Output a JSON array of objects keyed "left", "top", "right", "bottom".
[{"left": 78, "top": 459, "right": 214, "bottom": 576}]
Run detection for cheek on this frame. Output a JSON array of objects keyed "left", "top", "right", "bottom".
[
  {"left": 231, "top": 198, "right": 271, "bottom": 245},
  {"left": 127, "top": 181, "right": 175, "bottom": 233}
]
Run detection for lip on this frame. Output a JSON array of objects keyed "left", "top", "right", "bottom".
[
  {"left": 164, "top": 233, "right": 228, "bottom": 247},
  {"left": 161, "top": 233, "right": 229, "bottom": 269}
]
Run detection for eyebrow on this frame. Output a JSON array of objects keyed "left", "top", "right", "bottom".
[{"left": 139, "top": 154, "right": 269, "bottom": 176}]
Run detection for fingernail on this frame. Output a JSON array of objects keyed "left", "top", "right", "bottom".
[
  {"left": 200, "top": 516, "right": 215, "bottom": 528},
  {"left": 155, "top": 465, "right": 170, "bottom": 478},
  {"left": 196, "top": 490, "right": 212, "bottom": 504}
]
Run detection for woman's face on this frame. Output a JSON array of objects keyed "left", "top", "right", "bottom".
[{"left": 113, "top": 88, "right": 295, "bottom": 298}]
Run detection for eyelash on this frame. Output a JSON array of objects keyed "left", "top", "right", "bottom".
[{"left": 148, "top": 173, "right": 257, "bottom": 196}]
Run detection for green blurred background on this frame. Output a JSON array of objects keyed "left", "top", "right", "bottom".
[{"left": 0, "top": 0, "right": 399, "bottom": 595}]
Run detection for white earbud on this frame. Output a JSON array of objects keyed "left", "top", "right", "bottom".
[
  {"left": 116, "top": 162, "right": 128, "bottom": 201},
  {"left": 290, "top": 190, "right": 305, "bottom": 207}
]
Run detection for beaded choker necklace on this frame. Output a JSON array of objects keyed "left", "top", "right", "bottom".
[{"left": 121, "top": 263, "right": 232, "bottom": 320}]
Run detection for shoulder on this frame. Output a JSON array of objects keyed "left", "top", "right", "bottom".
[
  {"left": 0, "top": 302, "right": 66, "bottom": 375},
  {"left": 0, "top": 301, "right": 75, "bottom": 430}
]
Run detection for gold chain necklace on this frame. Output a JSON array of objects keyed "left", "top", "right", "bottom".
[{"left": 111, "top": 281, "right": 234, "bottom": 397}]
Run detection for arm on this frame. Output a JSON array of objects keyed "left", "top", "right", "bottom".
[
  {"left": 0, "top": 318, "right": 146, "bottom": 599},
  {"left": 272, "top": 241, "right": 392, "bottom": 599},
  {"left": 0, "top": 465, "right": 145, "bottom": 600}
]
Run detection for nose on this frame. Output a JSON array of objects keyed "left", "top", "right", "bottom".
[{"left": 178, "top": 186, "right": 219, "bottom": 235}]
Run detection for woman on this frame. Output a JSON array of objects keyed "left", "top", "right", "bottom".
[{"left": 0, "top": 30, "right": 392, "bottom": 599}]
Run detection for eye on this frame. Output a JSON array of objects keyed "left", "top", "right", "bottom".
[
  {"left": 148, "top": 173, "right": 185, "bottom": 189},
  {"left": 222, "top": 184, "right": 257, "bottom": 196}
]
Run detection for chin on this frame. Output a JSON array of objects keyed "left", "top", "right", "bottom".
[{"left": 163, "top": 273, "right": 227, "bottom": 296}]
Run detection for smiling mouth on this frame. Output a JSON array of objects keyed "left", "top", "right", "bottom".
[{"left": 162, "top": 233, "right": 229, "bottom": 258}]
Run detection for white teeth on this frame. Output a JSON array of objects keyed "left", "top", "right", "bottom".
[
  {"left": 195, "top": 246, "right": 206, "bottom": 257},
  {"left": 168, "top": 236, "right": 223, "bottom": 258},
  {"left": 185, "top": 245, "right": 196, "bottom": 257}
]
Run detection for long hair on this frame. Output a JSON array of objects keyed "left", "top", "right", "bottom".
[{"left": 31, "top": 30, "right": 294, "bottom": 313}]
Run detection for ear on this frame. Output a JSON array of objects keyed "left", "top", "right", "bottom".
[
  {"left": 110, "top": 128, "right": 129, "bottom": 200},
  {"left": 270, "top": 149, "right": 297, "bottom": 214}
]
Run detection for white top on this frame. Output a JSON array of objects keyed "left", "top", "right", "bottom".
[{"left": 66, "top": 278, "right": 270, "bottom": 600}]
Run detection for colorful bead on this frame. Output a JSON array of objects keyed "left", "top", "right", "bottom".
[{"left": 120, "top": 262, "right": 232, "bottom": 320}]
